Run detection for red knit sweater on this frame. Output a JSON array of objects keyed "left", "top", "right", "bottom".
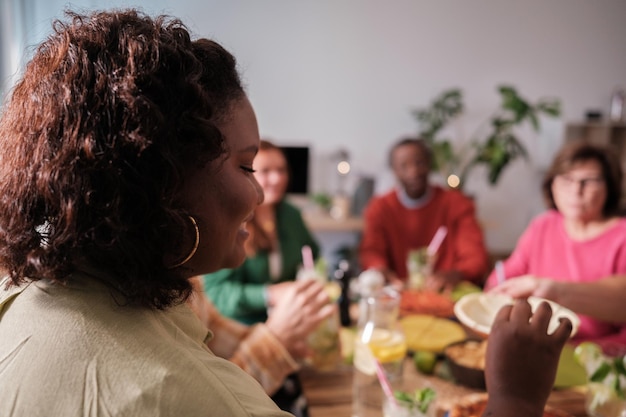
[{"left": 359, "top": 186, "right": 489, "bottom": 284}]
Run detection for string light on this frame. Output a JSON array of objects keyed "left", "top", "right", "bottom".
[
  {"left": 337, "top": 161, "right": 351, "bottom": 175},
  {"left": 447, "top": 174, "right": 460, "bottom": 188}
]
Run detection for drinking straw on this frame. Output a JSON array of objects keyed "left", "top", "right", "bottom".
[
  {"left": 495, "top": 260, "right": 506, "bottom": 285},
  {"left": 301, "top": 245, "right": 315, "bottom": 270},
  {"left": 427, "top": 226, "right": 448, "bottom": 257},
  {"left": 374, "top": 359, "right": 398, "bottom": 408}
]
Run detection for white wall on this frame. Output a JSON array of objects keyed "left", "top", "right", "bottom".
[{"left": 3, "top": 0, "right": 626, "bottom": 252}]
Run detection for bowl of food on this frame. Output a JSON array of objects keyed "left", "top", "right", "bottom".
[
  {"left": 443, "top": 339, "right": 487, "bottom": 390},
  {"left": 453, "top": 293, "right": 580, "bottom": 338}
]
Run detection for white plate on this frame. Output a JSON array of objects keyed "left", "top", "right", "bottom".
[{"left": 454, "top": 293, "right": 580, "bottom": 338}]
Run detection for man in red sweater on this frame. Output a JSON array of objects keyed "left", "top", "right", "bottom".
[{"left": 359, "top": 137, "right": 489, "bottom": 291}]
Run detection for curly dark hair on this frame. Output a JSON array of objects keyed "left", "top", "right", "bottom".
[
  {"left": 542, "top": 141, "right": 623, "bottom": 217},
  {"left": 0, "top": 9, "right": 245, "bottom": 308}
]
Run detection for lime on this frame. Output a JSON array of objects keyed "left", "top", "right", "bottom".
[
  {"left": 574, "top": 342, "right": 605, "bottom": 375},
  {"left": 414, "top": 350, "right": 437, "bottom": 374}
]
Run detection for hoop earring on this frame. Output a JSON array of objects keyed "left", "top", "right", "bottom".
[{"left": 168, "top": 215, "right": 200, "bottom": 269}]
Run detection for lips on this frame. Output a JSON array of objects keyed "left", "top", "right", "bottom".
[
  {"left": 238, "top": 227, "right": 250, "bottom": 240},
  {"left": 238, "top": 212, "right": 254, "bottom": 238}
]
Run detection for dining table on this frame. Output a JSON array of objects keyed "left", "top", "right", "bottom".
[{"left": 300, "top": 359, "right": 589, "bottom": 417}]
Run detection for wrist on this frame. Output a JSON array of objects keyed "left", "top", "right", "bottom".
[
  {"left": 537, "top": 278, "right": 560, "bottom": 302},
  {"left": 263, "top": 285, "right": 273, "bottom": 307}
]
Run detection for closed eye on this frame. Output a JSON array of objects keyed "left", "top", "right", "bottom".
[{"left": 241, "top": 166, "right": 256, "bottom": 173}]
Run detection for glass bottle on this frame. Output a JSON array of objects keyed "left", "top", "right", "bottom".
[{"left": 352, "top": 287, "right": 407, "bottom": 417}]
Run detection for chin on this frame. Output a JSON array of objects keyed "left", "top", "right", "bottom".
[
  {"left": 262, "top": 196, "right": 280, "bottom": 206},
  {"left": 221, "top": 250, "right": 247, "bottom": 270}
]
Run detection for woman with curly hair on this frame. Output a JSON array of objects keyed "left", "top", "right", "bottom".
[
  {"left": 0, "top": 8, "right": 300, "bottom": 416},
  {"left": 0, "top": 7, "right": 575, "bottom": 417}
]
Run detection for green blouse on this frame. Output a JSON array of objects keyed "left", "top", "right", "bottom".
[{"left": 202, "top": 200, "right": 320, "bottom": 325}]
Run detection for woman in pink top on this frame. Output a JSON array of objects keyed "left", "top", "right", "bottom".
[{"left": 486, "top": 141, "right": 626, "bottom": 355}]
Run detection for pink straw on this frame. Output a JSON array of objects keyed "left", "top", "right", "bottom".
[
  {"left": 374, "top": 359, "right": 398, "bottom": 408},
  {"left": 427, "top": 226, "right": 447, "bottom": 257},
  {"left": 495, "top": 260, "right": 506, "bottom": 285},
  {"left": 301, "top": 245, "right": 314, "bottom": 270}
]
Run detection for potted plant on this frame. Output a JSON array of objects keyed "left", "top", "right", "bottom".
[{"left": 412, "top": 86, "right": 561, "bottom": 188}]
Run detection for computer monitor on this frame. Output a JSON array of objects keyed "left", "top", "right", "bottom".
[{"left": 280, "top": 146, "right": 310, "bottom": 195}]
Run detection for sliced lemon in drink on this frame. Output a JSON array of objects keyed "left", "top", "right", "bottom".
[
  {"left": 368, "top": 329, "right": 407, "bottom": 363},
  {"left": 325, "top": 282, "right": 341, "bottom": 302},
  {"left": 353, "top": 329, "right": 407, "bottom": 375},
  {"left": 574, "top": 342, "right": 607, "bottom": 377},
  {"left": 574, "top": 342, "right": 603, "bottom": 365},
  {"left": 354, "top": 339, "right": 377, "bottom": 375}
]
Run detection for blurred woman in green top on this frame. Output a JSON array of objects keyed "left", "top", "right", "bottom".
[
  {"left": 202, "top": 140, "right": 320, "bottom": 325},
  {"left": 202, "top": 140, "right": 320, "bottom": 416}
]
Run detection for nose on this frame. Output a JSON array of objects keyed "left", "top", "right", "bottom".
[{"left": 267, "top": 170, "right": 284, "bottom": 185}]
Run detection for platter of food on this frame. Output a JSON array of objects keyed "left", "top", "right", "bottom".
[
  {"left": 399, "top": 314, "right": 466, "bottom": 353},
  {"left": 400, "top": 289, "right": 455, "bottom": 318}
]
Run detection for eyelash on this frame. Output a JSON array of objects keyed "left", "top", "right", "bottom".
[{"left": 241, "top": 166, "right": 256, "bottom": 173}]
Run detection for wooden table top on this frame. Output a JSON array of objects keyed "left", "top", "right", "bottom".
[{"left": 300, "top": 360, "right": 589, "bottom": 417}]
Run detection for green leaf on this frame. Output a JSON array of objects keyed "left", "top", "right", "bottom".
[
  {"left": 412, "top": 88, "right": 464, "bottom": 141},
  {"left": 527, "top": 111, "right": 540, "bottom": 131},
  {"left": 590, "top": 362, "right": 612, "bottom": 382},
  {"left": 394, "top": 390, "right": 413, "bottom": 404},
  {"left": 393, "top": 387, "right": 436, "bottom": 413},
  {"left": 416, "top": 387, "right": 436, "bottom": 413},
  {"left": 615, "top": 357, "right": 626, "bottom": 376},
  {"left": 537, "top": 99, "right": 562, "bottom": 117},
  {"left": 614, "top": 375, "right": 624, "bottom": 399}
]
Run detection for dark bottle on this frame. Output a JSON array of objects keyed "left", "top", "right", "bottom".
[{"left": 334, "top": 260, "right": 353, "bottom": 327}]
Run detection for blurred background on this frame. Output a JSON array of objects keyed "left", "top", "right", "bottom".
[{"left": 2, "top": 0, "right": 625, "bottom": 257}]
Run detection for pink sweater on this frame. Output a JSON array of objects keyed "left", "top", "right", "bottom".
[{"left": 486, "top": 210, "right": 626, "bottom": 352}]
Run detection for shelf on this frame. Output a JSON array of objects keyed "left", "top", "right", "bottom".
[{"left": 302, "top": 211, "right": 364, "bottom": 232}]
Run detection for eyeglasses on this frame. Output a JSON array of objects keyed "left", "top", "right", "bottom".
[{"left": 554, "top": 174, "right": 605, "bottom": 191}]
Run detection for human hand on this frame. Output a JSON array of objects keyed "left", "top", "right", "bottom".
[
  {"left": 265, "top": 279, "right": 335, "bottom": 359},
  {"left": 489, "top": 275, "right": 556, "bottom": 300},
  {"left": 484, "top": 299, "right": 572, "bottom": 417},
  {"left": 266, "top": 281, "right": 296, "bottom": 307},
  {"left": 424, "top": 270, "right": 462, "bottom": 293}
]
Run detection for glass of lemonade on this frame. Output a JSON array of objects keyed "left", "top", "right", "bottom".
[
  {"left": 406, "top": 248, "right": 434, "bottom": 290},
  {"left": 353, "top": 287, "right": 407, "bottom": 417},
  {"left": 382, "top": 397, "right": 428, "bottom": 417}
]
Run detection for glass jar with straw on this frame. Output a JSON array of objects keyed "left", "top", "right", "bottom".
[
  {"left": 352, "top": 286, "right": 407, "bottom": 417},
  {"left": 297, "top": 245, "right": 342, "bottom": 372},
  {"left": 406, "top": 226, "right": 447, "bottom": 290}
]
